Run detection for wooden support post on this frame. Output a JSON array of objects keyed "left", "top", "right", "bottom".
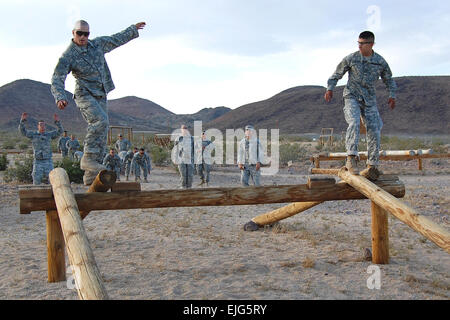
[
  {"left": 371, "top": 202, "right": 389, "bottom": 264},
  {"left": 49, "top": 168, "right": 109, "bottom": 300},
  {"left": 46, "top": 210, "right": 66, "bottom": 282},
  {"left": 418, "top": 158, "right": 423, "bottom": 171},
  {"left": 335, "top": 168, "right": 450, "bottom": 253}
]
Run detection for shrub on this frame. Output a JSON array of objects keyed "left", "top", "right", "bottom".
[
  {"left": 2, "top": 140, "right": 15, "bottom": 149},
  {"left": 279, "top": 143, "right": 308, "bottom": 165},
  {"left": 149, "top": 144, "right": 170, "bottom": 166},
  {"left": 0, "top": 153, "right": 8, "bottom": 171},
  {"left": 4, "top": 155, "right": 34, "bottom": 183},
  {"left": 54, "top": 158, "right": 84, "bottom": 184}
]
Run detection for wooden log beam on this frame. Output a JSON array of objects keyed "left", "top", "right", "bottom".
[
  {"left": 335, "top": 168, "right": 450, "bottom": 253},
  {"left": 313, "top": 153, "right": 450, "bottom": 162},
  {"left": 49, "top": 168, "right": 109, "bottom": 300},
  {"left": 244, "top": 177, "right": 336, "bottom": 230},
  {"left": 20, "top": 176, "right": 405, "bottom": 214},
  {"left": 81, "top": 170, "right": 117, "bottom": 220}
]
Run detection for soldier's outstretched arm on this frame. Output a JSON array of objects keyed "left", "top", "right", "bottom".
[
  {"left": 18, "top": 113, "right": 33, "bottom": 138},
  {"left": 51, "top": 56, "right": 71, "bottom": 108},
  {"left": 381, "top": 61, "right": 397, "bottom": 110},
  {"left": 326, "top": 55, "right": 351, "bottom": 101},
  {"left": 51, "top": 114, "right": 64, "bottom": 139},
  {"left": 96, "top": 22, "right": 145, "bottom": 54}
]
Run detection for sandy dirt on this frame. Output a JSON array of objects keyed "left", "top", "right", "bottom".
[{"left": 0, "top": 158, "right": 449, "bottom": 300}]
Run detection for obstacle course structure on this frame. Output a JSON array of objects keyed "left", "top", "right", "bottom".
[{"left": 18, "top": 166, "right": 449, "bottom": 300}]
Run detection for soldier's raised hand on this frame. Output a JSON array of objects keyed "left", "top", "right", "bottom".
[
  {"left": 324, "top": 90, "right": 333, "bottom": 103},
  {"left": 388, "top": 98, "right": 396, "bottom": 110},
  {"left": 21, "top": 112, "right": 28, "bottom": 121},
  {"left": 57, "top": 100, "right": 68, "bottom": 110},
  {"left": 135, "top": 22, "right": 146, "bottom": 30}
]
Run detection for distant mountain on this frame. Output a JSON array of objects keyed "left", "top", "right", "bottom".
[
  {"left": 205, "top": 76, "right": 450, "bottom": 135},
  {"left": 0, "top": 79, "right": 230, "bottom": 133},
  {"left": 1, "top": 77, "right": 449, "bottom": 137}
]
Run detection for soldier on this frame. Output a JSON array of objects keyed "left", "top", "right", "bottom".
[
  {"left": 196, "top": 131, "right": 214, "bottom": 186},
  {"left": 115, "top": 133, "right": 132, "bottom": 153},
  {"left": 132, "top": 148, "right": 149, "bottom": 183},
  {"left": 103, "top": 148, "right": 122, "bottom": 181},
  {"left": 18, "top": 112, "right": 63, "bottom": 185},
  {"left": 324, "top": 31, "right": 396, "bottom": 180},
  {"left": 51, "top": 20, "right": 146, "bottom": 185},
  {"left": 66, "top": 134, "right": 81, "bottom": 161},
  {"left": 123, "top": 147, "right": 138, "bottom": 181},
  {"left": 237, "top": 125, "right": 264, "bottom": 187},
  {"left": 57, "top": 131, "right": 70, "bottom": 158},
  {"left": 143, "top": 149, "right": 152, "bottom": 177},
  {"left": 174, "top": 125, "right": 195, "bottom": 189}
]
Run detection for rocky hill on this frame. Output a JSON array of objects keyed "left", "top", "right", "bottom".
[{"left": 206, "top": 76, "right": 450, "bottom": 135}]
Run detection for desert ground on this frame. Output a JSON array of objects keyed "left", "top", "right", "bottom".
[{"left": 0, "top": 156, "right": 449, "bottom": 300}]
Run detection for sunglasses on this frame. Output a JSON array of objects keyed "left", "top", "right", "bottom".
[
  {"left": 76, "top": 31, "right": 90, "bottom": 37},
  {"left": 357, "top": 41, "right": 373, "bottom": 45}
]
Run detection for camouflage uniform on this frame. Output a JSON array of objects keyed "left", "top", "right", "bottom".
[
  {"left": 327, "top": 51, "right": 397, "bottom": 165},
  {"left": 19, "top": 119, "right": 63, "bottom": 185},
  {"left": 196, "top": 139, "right": 214, "bottom": 184},
  {"left": 103, "top": 153, "right": 122, "bottom": 180},
  {"left": 123, "top": 150, "right": 135, "bottom": 179},
  {"left": 66, "top": 138, "right": 81, "bottom": 161},
  {"left": 131, "top": 152, "right": 149, "bottom": 181},
  {"left": 237, "top": 137, "right": 264, "bottom": 186},
  {"left": 58, "top": 135, "right": 70, "bottom": 157},
  {"left": 143, "top": 152, "right": 152, "bottom": 173},
  {"left": 174, "top": 135, "right": 195, "bottom": 188},
  {"left": 51, "top": 25, "right": 140, "bottom": 164},
  {"left": 115, "top": 138, "right": 131, "bottom": 153}
]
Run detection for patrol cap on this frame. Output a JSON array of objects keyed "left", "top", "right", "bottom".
[{"left": 245, "top": 125, "right": 254, "bottom": 130}]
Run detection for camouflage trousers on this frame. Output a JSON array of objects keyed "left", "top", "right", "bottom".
[
  {"left": 61, "top": 149, "right": 68, "bottom": 157},
  {"left": 134, "top": 163, "right": 148, "bottom": 179},
  {"left": 178, "top": 164, "right": 194, "bottom": 188},
  {"left": 197, "top": 163, "right": 211, "bottom": 183},
  {"left": 32, "top": 159, "right": 53, "bottom": 185},
  {"left": 343, "top": 98, "right": 383, "bottom": 166},
  {"left": 74, "top": 93, "right": 109, "bottom": 163},
  {"left": 124, "top": 161, "right": 132, "bottom": 177},
  {"left": 241, "top": 164, "right": 261, "bottom": 186}
]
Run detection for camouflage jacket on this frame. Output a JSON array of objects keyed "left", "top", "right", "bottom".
[
  {"left": 327, "top": 50, "right": 397, "bottom": 106},
  {"left": 131, "top": 152, "right": 149, "bottom": 168},
  {"left": 123, "top": 150, "right": 135, "bottom": 164},
  {"left": 66, "top": 139, "right": 80, "bottom": 151},
  {"left": 19, "top": 120, "right": 63, "bottom": 160},
  {"left": 58, "top": 136, "right": 70, "bottom": 151},
  {"left": 51, "top": 25, "right": 139, "bottom": 101},
  {"left": 103, "top": 154, "right": 121, "bottom": 170},
  {"left": 115, "top": 138, "right": 131, "bottom": 152}
]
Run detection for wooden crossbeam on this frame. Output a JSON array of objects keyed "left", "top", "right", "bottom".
[{"left": 19, "top": 177, "right": 405, "bottom": 214}]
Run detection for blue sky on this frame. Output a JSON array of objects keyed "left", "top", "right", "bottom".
[{"left": 1, "top": 0, "right": 449, "bottom": 114}]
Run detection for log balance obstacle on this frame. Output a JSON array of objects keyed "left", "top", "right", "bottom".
[
  {"left": 18, "top": 167, "right": 449, "bottom": 298},
  {"left": 310, "top": 150, "right": 450, "bottom": 171}
]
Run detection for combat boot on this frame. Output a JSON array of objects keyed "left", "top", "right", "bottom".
[
  {"left": 360, "top": 165, "right": 383, "bottom": 181},
  {"left": 198, "top": 179, "right": 205, "bottom": 186},
  {"left": 345, "top": 155, "right": 359, "bottom": 175},
  {"left": 125, "top": 175, "right": 129, "bottom": 181},
  {"left": 144, "top": 178, "right": 148, "bottom": 183},
  {"left": 80, "top": 153, "right": 106, "bottom": 172}
]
